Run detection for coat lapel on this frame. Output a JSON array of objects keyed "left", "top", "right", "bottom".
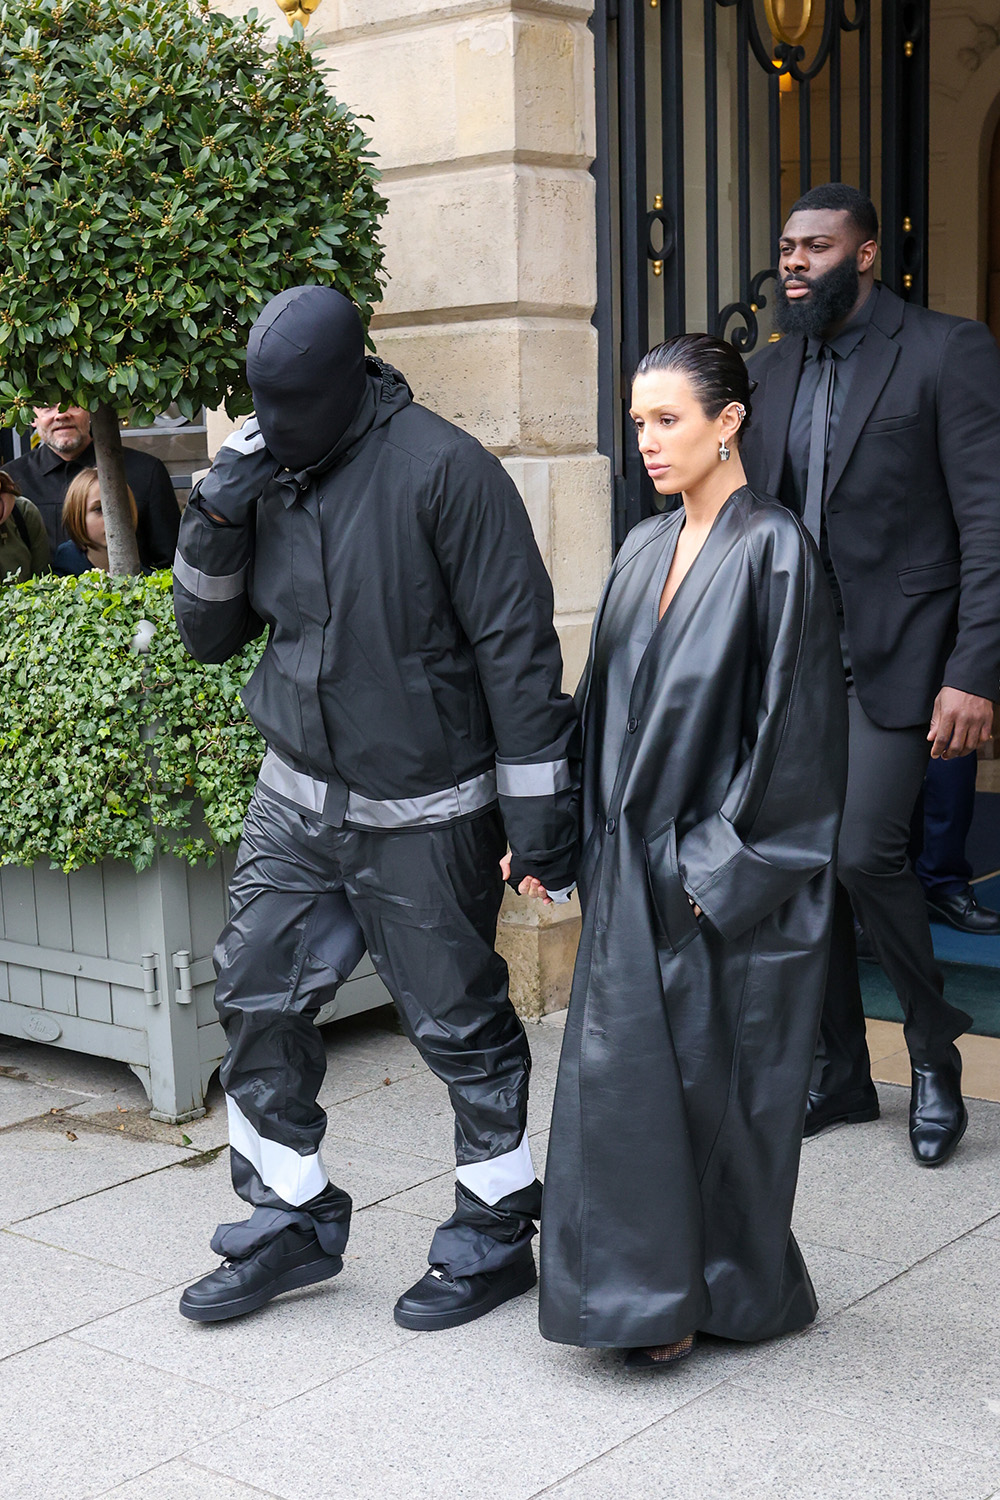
[
  {"left": 824, "top": 285, "right": 903, "bottom": 499},
  {"left": 756, "top": 340, "right": 805, "bottom": 497}
]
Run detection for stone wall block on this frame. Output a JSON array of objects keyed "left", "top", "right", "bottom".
[
  {"left": 548, "top": 453, "right": 612, "bottom": 611},
  {"left": 309, "top": 2, "right": 595, "bottom": 45},
  {"left": 517, "top": 320, "right": 598, "bottom": 452},
  {"left": 373, "top": 318, "right": 597, "bottom": 453},
  {"left": 500, "top": 454, "right": 610, "bottom": 610},
  {"left": 374, "top": 165, "right": 595, "bottom": 322},
  {"left": 515, "top": 167, "right": 596, "bottom": 312},
  {"left": 315, "top": 13, "right": 594, "bottom": 173},
  {"left": 552, "top": 615, "right": 593, "bottom": 695}
]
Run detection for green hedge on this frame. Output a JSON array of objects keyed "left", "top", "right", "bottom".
[{"left": 0, "top": 571, "right": 264, "bottom": 871}]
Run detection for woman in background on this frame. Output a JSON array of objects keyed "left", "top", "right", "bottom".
[
  {"left": 56, "top": 468, "right": 138, "bottom": 575},
  {"left": 534, "top": 335, "right": 848, "bottom": 1369}
]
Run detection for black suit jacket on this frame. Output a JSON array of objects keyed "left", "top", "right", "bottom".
[{"left": 742, "top": 284, "right": 1000, "bottom": 728}]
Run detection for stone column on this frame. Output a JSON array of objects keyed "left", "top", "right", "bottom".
[{"left": 215, "top": 0, "right": 610, "bottom": 1015}]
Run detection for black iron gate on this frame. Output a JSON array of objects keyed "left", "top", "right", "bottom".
[{"left": 594, "top": 0, "right": 930, "bottom": 544}]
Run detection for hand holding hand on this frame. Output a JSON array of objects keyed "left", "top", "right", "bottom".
[
  {"left": 927, "top": 687, "right": 994, "bottom": 760},
  {"left": 499, "top": 853, "right": 553, "bottom": 905}
]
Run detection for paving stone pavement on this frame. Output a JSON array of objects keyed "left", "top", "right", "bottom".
[{"left": 3, "top": 1005, "right": 1000, "bottom": 1500}]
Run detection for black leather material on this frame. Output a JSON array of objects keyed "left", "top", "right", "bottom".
[
  {"left": 540, "top": 490, "right": 848, "bottom": 1350},
  {"left": 926, "top": 888, "right": 1000, "bottom": 935},
  {"left": 393, "top": 1250, "right": 536, "bottom": 1331},
  {"left": 910, "top": 1045, "right": 968, "bottom": 1167},
  {"left": 179, "top": 1224, "right": 343, "bottom": 1323},
  {"left": 803, "top": 1084, "right": 880, "bottom": 1138}
]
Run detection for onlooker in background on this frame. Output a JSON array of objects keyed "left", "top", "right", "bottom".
[
  {"left": 55, "top": 468, "right": 138, "bottom": 576},
  {"left": 0, "top": 469, "right": 50, "bottom": 583},
  {"left": 4, "top": 405, "right": 179, "bottom": 568},
  {"left": 916, "top": 753, "right": 1000, "bottom": 935}
]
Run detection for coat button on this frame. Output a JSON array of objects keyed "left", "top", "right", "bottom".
[
  {"left": 605, "top": 817, "right": 616, "bottom": 834},
  {"left": 627, "top": 717, "right": 638, "bottom": 733}
]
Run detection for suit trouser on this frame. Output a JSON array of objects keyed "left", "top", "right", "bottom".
[
  {"left": 210, "top": 785, "right": 541, "bottom": 1277},
  {"left": 815, "top": 689, "right": 972, "bottom": 1094}
]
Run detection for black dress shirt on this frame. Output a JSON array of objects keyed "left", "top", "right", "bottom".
[{"left": 5, "top": 440, "right": 180, "bottom": 567}]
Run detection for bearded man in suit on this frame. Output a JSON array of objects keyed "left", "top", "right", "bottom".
[{"left": 741, "top": 182, "right": 1000, "bottom": 1167}]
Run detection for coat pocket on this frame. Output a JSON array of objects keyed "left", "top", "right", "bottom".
[
  {"left": 896, "top": 558, "right": 960, "bottom": 596},
  {"left": 643, "top": 818, "right": 701, "bottom": 955},
  {"left": 862, "top": 412, "right": 918, "bottom": 434}
]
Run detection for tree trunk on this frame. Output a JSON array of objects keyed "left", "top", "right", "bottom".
[{"left": 90, "top": 402, "right": 142, "bottom": 576}]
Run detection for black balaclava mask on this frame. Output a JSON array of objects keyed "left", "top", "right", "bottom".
[{"left": 246, "top": 285, "right": 368, "bottom": 470}]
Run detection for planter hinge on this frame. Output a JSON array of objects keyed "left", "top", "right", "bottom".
[
  {"left": 141, "top": 953, "right": 159, "bottom": 1006},
  {"left": 173, "top": 950, "right": 193, "bottom": 1004}
]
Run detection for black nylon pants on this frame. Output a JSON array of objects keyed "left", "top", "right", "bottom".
[{"left": 211, "top": 786, "right": 540, "bottom": 1276}]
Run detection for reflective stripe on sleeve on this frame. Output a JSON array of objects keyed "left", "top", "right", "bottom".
[
  {"left": 456, "top": 1135, "right": 536, "bottom": 1206},
  {"left": 225, "top": 1094, "right": 329, "bottom": 1207},
  {"left": 220, "top": 419, "right": 267, "bottom": 455},
  {"left": 495, "top": 758, "right": 572, "bottom": 798},
  {"left": 173, "top": 550, "right": 248, "bottom": 602}
]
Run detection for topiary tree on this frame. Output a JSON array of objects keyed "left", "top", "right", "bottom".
[{"left": 0, "top": 0, "right": 386, "bottom": 573}]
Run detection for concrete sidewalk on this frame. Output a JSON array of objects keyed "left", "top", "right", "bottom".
[{"left": 3, "top": 1004, "right": 1000, "bottom": 1500}]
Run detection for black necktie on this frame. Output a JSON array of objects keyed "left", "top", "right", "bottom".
[{"left": 803, "top": 345, "right": 835, "bottom": 543}]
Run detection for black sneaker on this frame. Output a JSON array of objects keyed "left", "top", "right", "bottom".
[
  {"left": 393, "top": 1253, "right": 536, "bottom": 1331},
  {"left": 179, "top": 1224, "right": 343, "bottom": 1323}
]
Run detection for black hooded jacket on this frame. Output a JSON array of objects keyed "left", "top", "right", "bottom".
[{"left": 173, "top": 356, "right": 579, "bottom": 889}]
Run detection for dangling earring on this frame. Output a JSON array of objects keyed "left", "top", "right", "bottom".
[{"left": 719, "top": 439, "right": 731, "bottom": 462}]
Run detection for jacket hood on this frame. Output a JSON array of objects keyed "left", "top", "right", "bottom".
[{"left": 247, "top": 286, "right": 368, "bottom": 469}]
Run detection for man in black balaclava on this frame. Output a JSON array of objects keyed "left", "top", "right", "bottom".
[{"left": 173, "top": 286, "right": 579, "bottom": 1329}]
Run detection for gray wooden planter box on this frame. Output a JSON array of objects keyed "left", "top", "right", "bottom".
[{"left": 0, "top": 851, "right": 390, "bottom": 1124}]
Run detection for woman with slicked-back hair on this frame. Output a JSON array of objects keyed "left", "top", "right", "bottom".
[{"left": 529, "top": 333, "right": 848, "bottom": 1369}]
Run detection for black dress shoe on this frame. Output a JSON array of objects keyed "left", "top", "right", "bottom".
[
  {"left": 926, "top": 887, "right": 1000, "bottom": 936},
  {"left": 803, "top": 1084, "right": 880, "bottom": 1138},
  {"left": 393, "top": 1252, "right": 536, "bottom": 1331},
  {"left": 179, "top": 1224, "right": 343, "bottom": 1323},
  {"left": 910, "top": 1044, "right": 968, "bottom": 1167}
]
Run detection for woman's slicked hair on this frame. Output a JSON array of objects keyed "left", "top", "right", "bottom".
[{"left": 634, "top": 333, "right": 754, "bottom": 434}]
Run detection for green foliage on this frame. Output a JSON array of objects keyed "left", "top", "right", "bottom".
[
  {"left": 0, "top": 0, "right": 386, "bottom": 426},
  {"left": 0, "top": 570, "right": 265, "bottom": 870}
]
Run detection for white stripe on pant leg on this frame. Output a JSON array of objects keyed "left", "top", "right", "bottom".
[
  {"left": 226, "top": 1095, "right": 329, "bottom": 1207},
  {"left": 455, "top": 1134, "right": 535, "bottom": 1206}
]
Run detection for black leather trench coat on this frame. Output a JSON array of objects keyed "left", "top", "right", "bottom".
[{"left": 539, "top": 488, "right": 848, "bottom": 1349}]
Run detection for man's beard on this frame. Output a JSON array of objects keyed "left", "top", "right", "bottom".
[
  {"left": 774, "top": 254, "right": 860, "bottom": 338},
  {"left": 47, "top": 428, "right": 88, "bottom": 456}
]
